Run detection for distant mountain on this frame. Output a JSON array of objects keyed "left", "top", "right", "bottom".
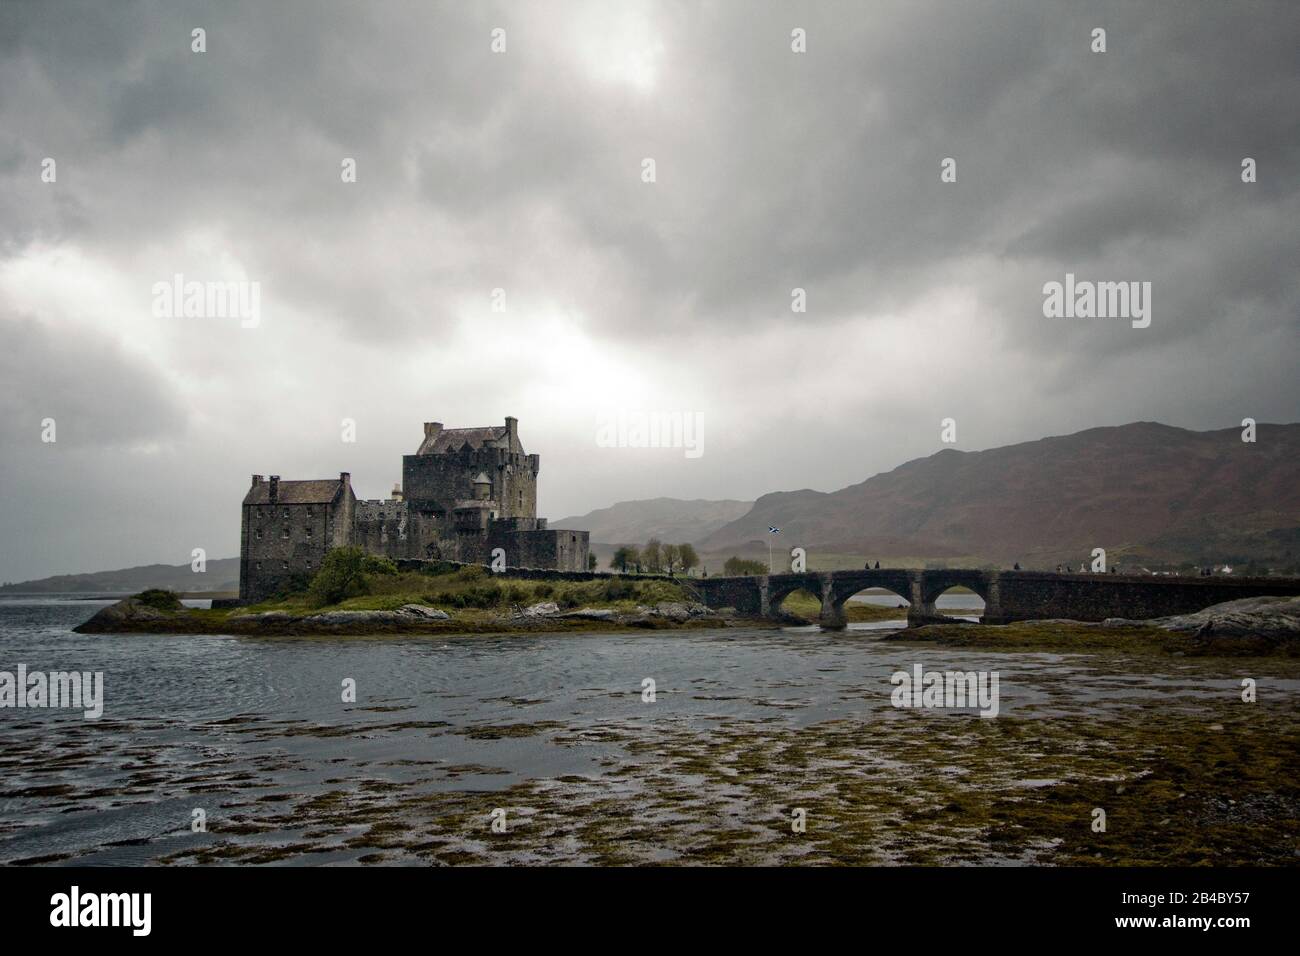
[
  {"left": 10, "top": 423, "right": 1298, "bottom": 588},
  {"left": 555, "top": 497, "right": 754, "bottom": 545},
  {"left": 0, "top": 559, "right": 240, "bottom": 594},
  {"left": 697, "top": 422, "right": 1300, "bottom": 569}
]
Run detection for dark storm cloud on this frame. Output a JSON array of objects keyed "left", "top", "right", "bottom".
[
  {"left": 5, "top": 0, "right": 1297, "bottom": 340},
  {"left": 0, "top": 0, "right": 1297, "bottom": 580},
  {"left": 0, "top": 313, "right": 188, "bottom": 445}
]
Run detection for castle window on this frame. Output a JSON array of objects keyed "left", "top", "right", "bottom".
[
  {"left": 305, "top": 527, "right": 312, "bottom": 538},
  {"left": 306, "top": 507, "right": 313, "bottom": 517},
  {"left": 519, "top": 491, "right": 523, "bottom": 507},
  {"left": 283, "top": 509, "right": 289, "bottom": 518},
  {"left": 256, "top": 562, "right": 262, "bottom": 571},
  {"left": 282, "top": 561, "right": 289, "bottom": 570},
  {"left": 282, "top": 526, "right": 290, "bottom": 539},
  {"left": 255, "top": 529, "right": 262, "bottom": 540}
]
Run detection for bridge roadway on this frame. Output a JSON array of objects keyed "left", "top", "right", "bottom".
[{"left": 687, "top": 568, "right": 1300, "bottom": 628}]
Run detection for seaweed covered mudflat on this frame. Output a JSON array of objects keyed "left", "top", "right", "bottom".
[{"left": 6, "top": 619, "right": 1296, "bottom": 866}]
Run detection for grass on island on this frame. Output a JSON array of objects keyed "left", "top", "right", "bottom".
[{"left": 180, "top": 563, "right": 694, "bottom": 624}]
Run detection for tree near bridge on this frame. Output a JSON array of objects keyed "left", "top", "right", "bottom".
[
  {"left": 678, "top": 543, "right": 700, "bottom": 576},
  {"left": 643, "top": 539, "right": 663, "bottom": 573},
  {"left": 724, "top": 556, "right": 768, "bottom": 576},
  {"left": 610, "top": 546, "right": 641, "bottom": 573}
]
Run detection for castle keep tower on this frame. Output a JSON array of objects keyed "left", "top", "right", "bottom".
[{"left": 238, "top": 417, "right": 588, "bottom": 601}]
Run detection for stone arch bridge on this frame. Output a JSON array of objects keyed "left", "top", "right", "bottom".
[{"left": 687, "top": 568, "right": 1300, "bottom": 629}]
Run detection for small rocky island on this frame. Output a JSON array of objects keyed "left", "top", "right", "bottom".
[{"left": 75, "top": 556, "right": 735, "bottom": 637}]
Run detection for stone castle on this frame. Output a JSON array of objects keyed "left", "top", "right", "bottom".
[{"left": 239, "top": 417, "right": 590, "bottom": 601}]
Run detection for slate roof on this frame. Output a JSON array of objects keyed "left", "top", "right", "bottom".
[
  {"left": 243, "top": 479, "right": 343, "bottom": 506},
  {"left": 419, "top": 426, "right": 508, "bottom": 455}
]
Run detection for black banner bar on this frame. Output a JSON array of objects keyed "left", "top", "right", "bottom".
[{"left": 0, "top": 866, "right": 1288, "bottom": 942}]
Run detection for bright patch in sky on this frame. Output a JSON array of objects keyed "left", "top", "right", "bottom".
[{"left": 569, "top": 2, "right": 665, "bottom": 93}]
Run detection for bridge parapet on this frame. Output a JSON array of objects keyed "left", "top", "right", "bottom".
[{"left": 691, "top": 568, "right": 1300, "bottom": 628}]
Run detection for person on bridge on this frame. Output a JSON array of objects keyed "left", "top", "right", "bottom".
[
  {"left": 1013, "top": 562, "right": 1021, "bottom": 570},
  {"left": 874, "top": 561, "right": 880, "bottom": 569}
]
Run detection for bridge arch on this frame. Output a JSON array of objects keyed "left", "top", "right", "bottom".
[
  {"left": 766, "top": 576, "right": 822, "bottom": 616},
  {"left": 770, "top": 584, "right": 827, "bottom": 622},
  {"left": 820, "top": 570, "right": 916, "bottom": 629},
  {"left": 918, "top": 570, "right": 992, "bottom": 607},
  {"left": 922, "top": 583, "right": 987, "bottom": 620},
  {"left": 915, "top": 570, "right": 995, "bottom": 623}
]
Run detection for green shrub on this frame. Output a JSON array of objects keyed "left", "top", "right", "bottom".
[
  {"left": 428, "top": 590, "right": 468, "bottom": 608},
  {"left": 477, "top": 584, "right": 504, "bottom": 607},
  {"left": 723, "top": 556, "right": 768, "bottom": 576},
  {"left": 134, "top": 588, "right": 182, "bottom": 610},
  {"left": 601, "top": 577, "right": 638, "bottom": 601},
  {"left": 362, "top": 554, "right": 398, "bottom": 576},
  {"left": 306, "top": 547, "right": 372, "bottom": 608}
]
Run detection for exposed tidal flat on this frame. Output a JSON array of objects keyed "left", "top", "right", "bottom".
[{"left": 2, "top": 597, "right": 1297, "bottom": 866}]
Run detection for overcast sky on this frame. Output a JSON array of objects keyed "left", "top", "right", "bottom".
[{"left": 1, "top": 0, "right": 1298, "bottom": 581}]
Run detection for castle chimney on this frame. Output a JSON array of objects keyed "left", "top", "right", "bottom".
[
  {"left": 251, "top": 474, "right": 263, "bottom": 488},
  {"left": 505, "top": 416, "right": 518, "bottom": 447},
  {"left": 423, "top": 422, "right": 443, "bottom": 438},
  {"left": 340, "top": 472, "right": 351, "bottom": 489},
  {"left": 268, "top": 475, "right": 280, "bottom": 502}
]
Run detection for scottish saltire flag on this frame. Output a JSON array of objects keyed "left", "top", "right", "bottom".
[{"left": 768, "top": 526, "right": 781, "bottom": 534}]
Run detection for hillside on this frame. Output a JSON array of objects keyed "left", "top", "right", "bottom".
[
  {"left": 0, "top": 559, "right": 240, "bottom": 594},
  {"left": 555, "top": 497, "right": 753, "bottom": 545},
  {"left": 697, "top": 422, "right": 1300, "bottom": 570},
  {"left": 10, "top": 423, "right": 1299, "bottom": 588}
]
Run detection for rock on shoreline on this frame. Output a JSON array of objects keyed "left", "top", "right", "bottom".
[
  {"left": 74, "top": 597, "right": 175, "bottom": 631},
  {"left": 511, "top": 600, "right": 718, "bottom": 625},
  {"left": 1104, "top": 595, "right": 1300, "bottom": 646},
  {"left": 235, "top": 604, "right": 453, "bottom": 627}
]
